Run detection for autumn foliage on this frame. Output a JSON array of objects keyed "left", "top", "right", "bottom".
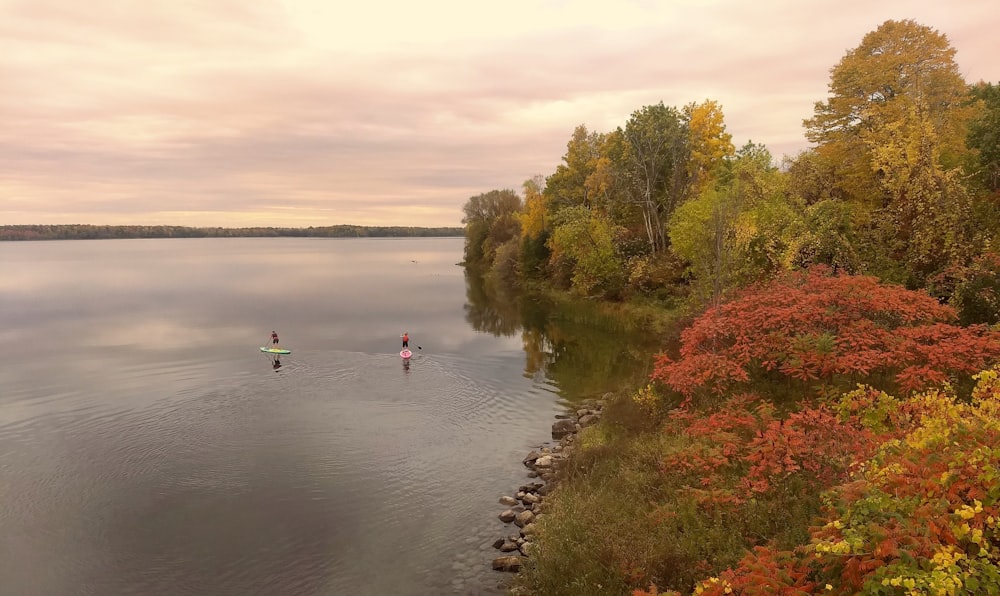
[
  {"left": 652, "top": 267, "right": 1000, "bottom": 400},
  {"left": 694, "top": 369, "right": 1000, "bottom": 595},
  {"left": 658, "top": 393, "right": 878, "bottom": 506},
  {"left": 625, "top": 269, "right": 1000, "bottom": 594}
]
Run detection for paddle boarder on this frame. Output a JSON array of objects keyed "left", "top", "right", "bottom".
[
  {"left": 271, "top": 330, "right": 280, "bottom": 348},
  {"left": 401, "top": 332, "right": 409, "bottom": 349}
]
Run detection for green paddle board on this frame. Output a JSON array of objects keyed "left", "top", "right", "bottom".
[{"left": 260, "top": 346, "right": 291, "bottom": 355}]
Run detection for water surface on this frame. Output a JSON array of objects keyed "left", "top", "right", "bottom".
[{"left": 0, "top": 238, "right": 657, "bottom": 595}]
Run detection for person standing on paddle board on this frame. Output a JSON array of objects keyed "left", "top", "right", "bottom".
[
  {"left": 401, "top": 332, "right": 409, "bottom": 349},
  {"left": 271, "top": 331, "right": 280, "bottom": 348}
]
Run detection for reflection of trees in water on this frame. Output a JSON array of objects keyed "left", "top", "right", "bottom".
[
  {"left": 464, "top": 271, "right": 662, "bottom": 399},
  {"left": 463, "top": 271, "right": 523, "bottom": 337}
]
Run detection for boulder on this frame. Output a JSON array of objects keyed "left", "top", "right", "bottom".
[
  {"left": 514, "top": 509, "right": 535, "bottom": 528},
  {"left": 551, "top": 418, "right": 577, "bottom": 439},
  {"left": 492, "top": 555, "right": 523, "bottom": 572},
  {"left": 499, "top": 540, "right": 519, "bottom": 553}
]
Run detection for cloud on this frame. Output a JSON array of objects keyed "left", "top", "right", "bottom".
[{"left": 1, "top": 0, "right": 997, "bottom": 226}]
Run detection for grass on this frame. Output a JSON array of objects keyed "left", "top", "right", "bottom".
[{"left": 511, "top": 393, "right": 822, "bottom": 596}]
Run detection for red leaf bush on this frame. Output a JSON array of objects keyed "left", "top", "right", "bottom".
[{"left": 652, "top": 267, "right": 1000, "bottom": 401}]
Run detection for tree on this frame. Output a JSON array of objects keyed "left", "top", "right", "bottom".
[
  {"left": 669, "top": 186, "right": 740, "bottom": 304},
  {"left": 461, "top": 189, "right": 522, "bottom": 268},
  {"left": 518, "top": 175, "right": 551, "bottom": 278},
  {"left": 803, "top": 19, "right": 978, "bottom": 286},
  {"left": 968, "top": 81, "right": 1000, "bottom": 192},
  {"left": 544, "top": 125, "right": 606, "bottom": 211},
  {"left": 546, "top": 206, "right": 626, "bottom": 298},
  {"left": 618, "top": 103, "right": 688, "bottom": 255},
  {"left": 669, "top": 142, "right": 792, "bottom": 304},
  {"left": 684, "top": 99, "right": 735, "bottom": 197},
  {"left": 804, "top": 19, "right": 971, "bottom": 196}
]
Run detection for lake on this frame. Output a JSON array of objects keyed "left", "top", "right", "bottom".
[{"left": 0, "top": 237, "right": 658, "bottom": 595}]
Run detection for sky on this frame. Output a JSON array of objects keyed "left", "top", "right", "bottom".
[{"left": 2, "top": 0, "right": 997, "bottom": 228}]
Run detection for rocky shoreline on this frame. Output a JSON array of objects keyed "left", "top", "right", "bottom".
[{"left": 489, "top": 395, "right": 609, "bottom": 580}]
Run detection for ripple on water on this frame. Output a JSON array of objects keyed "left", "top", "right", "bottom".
[{"left": 0, "top": 346, "right": 561, "bottom": 595}]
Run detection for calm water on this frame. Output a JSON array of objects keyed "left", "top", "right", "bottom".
[{"left": 0, "top": 237, "right": 657, "bottom": 595}]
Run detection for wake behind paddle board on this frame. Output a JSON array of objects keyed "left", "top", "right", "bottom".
[
  {"left": 400, "top": 348, "right": 412, "bottom": 359},
  {"left": 261, "top": 346, "right": 291, "bottom": 355}
]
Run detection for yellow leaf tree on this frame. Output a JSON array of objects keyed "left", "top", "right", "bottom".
[{"left": 684, "top": 99, "right": 735, "bottom": 197}]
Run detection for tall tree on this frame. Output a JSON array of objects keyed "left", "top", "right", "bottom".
[
  {"left": 803, "top": 19, "right": 977, "bottom": 286},
  {"left": 618, "top": 103, "right": 688, "bottom": 255},
  {"left": 518, "top": 175, "right": 550, "bottom": 278},
  {"left": 804, "top": 19, "right": 972, "bottom": 206},
  {"left": 684, "top": 100, "right": 735, "bottom": 197},
  {"left": 461, "top": 189, "right": 523, "bottom": 268},
  {"left": 544, "top": 125, "right": 606, "bottom": 211}
]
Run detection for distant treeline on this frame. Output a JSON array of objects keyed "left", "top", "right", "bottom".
[{"left": 0, "top": 224, "right": 464, "bottom": 241}]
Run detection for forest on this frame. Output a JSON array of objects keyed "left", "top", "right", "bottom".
[
  {"left": 460, "top": 20, "right": 1000, "bottom": 595},
  {"left": 0, "top": 224, "right": 463, "bottom": 241}
]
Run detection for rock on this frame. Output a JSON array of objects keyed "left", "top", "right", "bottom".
[
  {"left": 498, "top": 509, "right": 516, "bottom": 523},
  {"left": 521, "top": 492, "right": 540, "bottom": 504},
  {"left": 499, "top": 495, "right": 518, "bottom": 507},
  {"left": 492, "top": 537, "right": 505, "bottom": 549},
  {"left": 522, "top": 450, "right": 541, "bottom": 467},
  {"left": 520, "top": 542, "right": 535, "bottom": 556},
  {"left": 551, "top": 418, "right": 577, "bottom": 439},
  {"left": 521, "top": 522, "right": 538, "bottom": 536},
  {"left": 534, "top": 455, "right": 553, "bottom": 468},
  {"left": 578, "top": 413, "right": 599, "bottom": 427},
  {"left": 499, "top": 540, "right": 519, "bottom": 553},
  {"left": 514, "top": 509, "right": 535, "bottom": 528},
  {"left": 492, "top": 555, "right": 523, "bottom": 572}
]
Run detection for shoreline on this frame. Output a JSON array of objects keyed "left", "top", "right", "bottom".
[{"left": 488, "top": 395, "right": 610, "bottom": 587}]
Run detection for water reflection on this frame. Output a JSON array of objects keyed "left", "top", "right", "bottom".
[
  {"left": 271, "top": 355, "right": 282, "bottom": 371},
  {"left": 462, "top": 272, "right": 523, "bottom": 337},
  {"left": 463, "top": 271, "right": 661, "bottom": 399}
]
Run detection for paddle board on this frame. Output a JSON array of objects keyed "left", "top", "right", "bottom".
[
  {"left": 400, "top": 348, "right": 412, "bottom": 359},
  {"left": 260, "top": 346, "right": 291, "bottom": 355}
]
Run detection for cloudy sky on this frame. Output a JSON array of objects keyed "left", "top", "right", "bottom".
[{"left": 2, "top": 0, "right": 997, "bottom": 228}]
